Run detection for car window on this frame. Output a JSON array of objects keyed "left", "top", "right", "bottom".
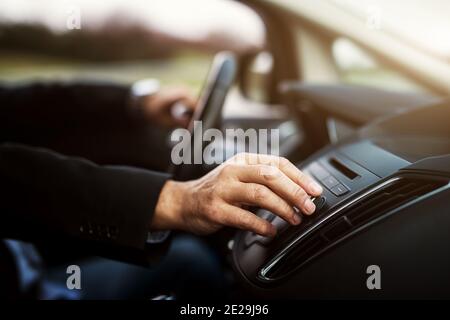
[
  {"left": 328, "top": 0, "right": 450, "bottom": 63},
  {"left": 269, "top": 0, "right": 450, "bottom": 95},
  {"left": 332, "top": 37, "right": 429, "bottom": 93},
  {"left": 242, "top": 51, "right": 274, "bottom": 103},
  {"left": 0, "top": 0, "right": 264, "bottom": 95}
]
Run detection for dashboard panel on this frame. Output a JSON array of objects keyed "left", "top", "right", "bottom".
[{"left": 232, "top": 100, "right": 450, "bottom": 298}]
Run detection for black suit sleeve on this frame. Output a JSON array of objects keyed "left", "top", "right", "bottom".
[
  {"left": 0, "top": 143, "right": 171, "bottom": 265},
  {"left": 0, "top": 81, "right": 132, "bottom": 139},
  {"left": 0, "top": 81, "right": 171, "bottom": 170}
]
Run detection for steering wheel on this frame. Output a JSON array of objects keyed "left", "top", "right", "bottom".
[{"left": 170, "top": 52, "right": 237, "bottom": 181}]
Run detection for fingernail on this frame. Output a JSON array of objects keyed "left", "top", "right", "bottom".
[
  {"left": 304, "top": 199, "right": 316, "bottom": 215},
  {"left": 309, "top": 181, "right": 323, "bottom": 194},
  {"left": 292, "top": 214, "right": 302, "bottom": 225}
]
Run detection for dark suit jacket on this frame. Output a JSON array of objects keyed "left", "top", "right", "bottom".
[{"left": 0, "top": 81, "right": 173, "bottom": 283}]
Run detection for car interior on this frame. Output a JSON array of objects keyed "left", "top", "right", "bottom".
[
  {"left": 1, "top": 0, "right": 450, "bottom": 300},
  {"left": 170, "top": 0, "right": 450, "bottom": 299}
]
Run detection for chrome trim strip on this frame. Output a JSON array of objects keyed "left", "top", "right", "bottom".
[
  {"left": 259, "top": 178, "right": 450, "bottom": 281},
  {"left": 259, "top": 177, "right": 398, "bottom": 280},
  {"left": 326, "top": 118, "right": 338, "bottom": 144}
]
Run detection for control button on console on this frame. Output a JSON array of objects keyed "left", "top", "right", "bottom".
[
  {"left": 309, "top": 163, "right": 330, "bottom": 180},
  {"left": 271, "top": 216, "right": 290, "bottom": 233},
  {"left": 312, "top": 196, "right": 327, "bottom": 211},
  {"left": 321, "top": 175, "right": 340, "bottom": 189},
  {"left": 330, "top": 184, "right": 349, "bottom": 196},
  {"left": 259, "top": 209, "right": 275, "bottom": 222}
]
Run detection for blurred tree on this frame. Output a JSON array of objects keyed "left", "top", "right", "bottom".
[{"left": 0, "top": 20, "right": 176, "bottom": 62}]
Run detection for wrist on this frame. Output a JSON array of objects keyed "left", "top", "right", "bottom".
[{"left": 151, "top": 179, "right": 188, "bottom": 231}]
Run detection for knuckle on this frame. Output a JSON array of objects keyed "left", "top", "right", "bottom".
[
  {"left": 279, "top": 156, "right": 290, "bottom": 168},
  {"left": 252, "top": 185, "right": 267, "bottom": 202},
  {"left": 297, "top": 170, "right": 309, "bottom": 184},
  {"left": 293, "top": 187, "right": 308, "bottom": 200},
  {"left": 205, "top": 183, "right": 218, "bottom": 200},
  {"left": 258, "top": 165, "right": 280, "bottom": 181},
  {"left": 281, "top": 202, "right": 293, "bottom": 217},
  {"left": 200, "top": 201, "right": 212, "bottom": 214},
  {"left": 219, "top": 163, "right": 236, "bottom": 177},
  {"left": 206, "top": 202, "right": 222, "bottom": 221}
]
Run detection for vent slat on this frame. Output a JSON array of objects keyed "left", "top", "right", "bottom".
[
  {"left": 383, "top": 182, "right": 416, "bottom": 194},
  {"left": 347, "top": 194, "right": 406, "bottom": 225},
  {"left": 383, "top": 182, "right": 417, "bottom": 194},
  {"left": 267, "top": 234, "right": 326, "bottom": 277},
  {"left": 402, "top": 184, "right": 434, "bottom": 199},
  {"left": 346, "top": 183, "right": 437, "bottom": 226},
  {"left": 347, "top": 193, "right": 386, "bottom": 214}
]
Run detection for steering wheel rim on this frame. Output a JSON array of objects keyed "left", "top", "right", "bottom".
[{"left": 170, "top": 52, "right": 237, "bottom": 181}]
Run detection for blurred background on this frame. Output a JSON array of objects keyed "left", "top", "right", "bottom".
[
  {"left": 0, "top": 0, "right": 449, "bottom": 98},
  {"left": 0, "top": 0, "right": 264, "bottom": 94}
]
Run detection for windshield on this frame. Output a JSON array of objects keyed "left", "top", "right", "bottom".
[
  {"left": 276, "top": 0, "right": 449, "bottom": 63},
  {"left": 329, "top": 0, "right": 449, "bottom": 62},
  {"left": 264, "top": 0, "right": 450, "bottom": 94}
]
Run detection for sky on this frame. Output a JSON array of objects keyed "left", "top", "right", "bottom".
[{"left": 0, "top": 0, "right": 265, "bottom": 49}]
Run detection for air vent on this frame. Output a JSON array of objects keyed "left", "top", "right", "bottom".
[
  {"left": 260, "top": 177, "right": 447, "bottom": 281},
  {"left": 344, "top": 179, "right": 443, "bottom": 227}
]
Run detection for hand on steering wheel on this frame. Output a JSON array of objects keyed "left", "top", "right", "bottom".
[{"left": 142, "top": 87, "right": 197, "bottom": 128}]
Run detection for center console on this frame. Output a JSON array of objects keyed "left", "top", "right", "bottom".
[{"left": 232, "top": 100, "right": 450, "bottom": 298}]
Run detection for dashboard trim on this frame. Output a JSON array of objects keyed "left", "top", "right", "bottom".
[
  {"left": 259, "top": 177, "right": 450, "bottom": 282},
  {"left": 259, "top": 177, "right": 401, "bottom": 281}
]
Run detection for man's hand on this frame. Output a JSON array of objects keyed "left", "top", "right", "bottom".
[
  {"left": 152, "top": 153, "right": 323, "bottom": 237},
  {"left": 141, "top": 87, "right": 197, "bottom": 128}
]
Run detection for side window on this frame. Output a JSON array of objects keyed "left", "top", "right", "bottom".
[
  {"left": 241, "top": 51, "right": 274, "bottom": 103},
  {"left": 332, "top": 37, "right": 428, "bottom": 93},
  {"left": 0, "top": 0, "right": 264, "bottom": 97}
]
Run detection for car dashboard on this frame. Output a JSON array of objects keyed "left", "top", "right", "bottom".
[{"left": 232, "top": 99, "right": 450, "bottom": 299}]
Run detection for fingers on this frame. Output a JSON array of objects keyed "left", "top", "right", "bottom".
[
  {"left": 229, "top": 163, "right": 317, "bottom": 215},
  {"left": 235, "top": 153, "right": 323, "bottom": 197},
  {"left": 142, "top": 88, "right": 197, "bottom": 127},
  {"left": 152, "top": 87, "right": 193, "bottom": 107},
  {"left": 278, "top": 157, "right": 323, "bottom": 196},
  {"left": 171, "top": 104, "right": 193, "bottom": 128},
  {"left": 178, "top": 95, "right": 197, "bottom": 111},
  {"left": 218, "top": 203, "right": 276, "bottom": 237},
  {"left": 226, "top": 182, "right": 300, "bottom": 225},
  {"left": 156, "top": 88, "right": 197, "bottom": 127}
]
